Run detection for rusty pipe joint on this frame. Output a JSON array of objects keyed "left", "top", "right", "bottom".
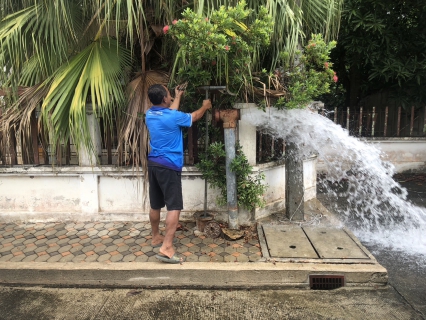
[{"left": 214, "top": 109, "right": 240, "bottom": 129}]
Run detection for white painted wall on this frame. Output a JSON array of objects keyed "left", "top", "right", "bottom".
[
  {"left": 317, "top": 138, "right": 426, "bottom": 173},
  {"left": 0, "top": 157, "right": 318, "bottom": 223},
  {"left": 367, "top": 138, "right": 426, "bottom": 172}
]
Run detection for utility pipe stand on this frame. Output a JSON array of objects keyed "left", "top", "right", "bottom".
[{"left": 215, "top": 109, "right": 240, "bottom": 229}]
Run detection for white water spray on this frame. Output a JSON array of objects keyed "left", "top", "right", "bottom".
[{"left": 243, "top": 106, "right": 426, "bottom": 256}]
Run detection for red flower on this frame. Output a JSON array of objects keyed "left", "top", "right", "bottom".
[
  {"left": 333, "top": 72, "right": 338, "bottom": 83},
  {"left": 205, "top": 18, "right": 209, "bottom": 22},
  {"left": 324, "top": 62, "right": 329, "bottom": 69},
  {"left": 211, "top": 60, "right": 217, "bottom": 66},
  {"left": 225, "top": 45, "right": 230, "bottom": 51},
  {"left": 163, "top": 25, "right": 169, "bottom": 34},
  {"left": 172, "top": 20, "right": 178, "bottom": 25}
]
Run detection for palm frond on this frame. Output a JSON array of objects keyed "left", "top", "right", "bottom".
[
  {"left": 301, "top": 0, "right": 343, "bottom": 42},
  {"left": 41, "top": 38, "right": 132, "bottom": 161},
  {"left": 0, "top": 1, "right": 81, "bottom": 90}
]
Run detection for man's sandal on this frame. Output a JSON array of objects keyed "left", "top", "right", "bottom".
[{"left": 155, "top": 253, "right": 185, "bottom": 264}]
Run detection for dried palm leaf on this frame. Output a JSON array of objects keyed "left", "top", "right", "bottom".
[
  {"left": 0, "top": 84, "right": 48, "bottom": 164},
  {"left": 117, "top": 70, "right": 169, "bottom": 205}
]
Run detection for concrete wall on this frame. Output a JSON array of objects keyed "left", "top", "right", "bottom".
[
  {"left": 317, "top": 137, "right": 426, "bottom": 173},
  {"left": 366, "top": 138, "right": 426, "bottom": 172},
  {"left": 0, "top": 157, "right": 317, "bottom": 223}
]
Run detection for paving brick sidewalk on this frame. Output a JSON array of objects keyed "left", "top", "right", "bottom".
[{"left": 0, "top": 221, "right": 262, "bottom": 264}]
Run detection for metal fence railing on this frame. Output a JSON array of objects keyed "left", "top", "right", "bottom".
[
  {"left": 1, "top": 106, "right": 425, "bottom": 167},
  {"left": 321, "top": 106, "right": 426, "bottom": 138}
]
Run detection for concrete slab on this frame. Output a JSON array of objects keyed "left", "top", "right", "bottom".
[
  {"left": 0, "top": 261, "right": 388, "bottom": 289},
  {"left": 262, "top": 225, "right": 318, "bottom": 259},
  {"left": 303, "top": 227, "right": 369, "bottom": 259}
]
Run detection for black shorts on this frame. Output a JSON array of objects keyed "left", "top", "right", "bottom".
[{"left": 148, "top": 166, "right": 183, "bottom": 211}]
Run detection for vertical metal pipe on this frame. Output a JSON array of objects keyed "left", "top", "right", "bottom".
[
  {"left": 372, "top": 107, "right": 376, "bottom": 137},
  {"left": 346, "top": 107, "right": 350, "bottom": 131},
  {"left": 366, "top": 113, "right": 371, "bottom": 136},
  {"left": 224, "top": 128, "right": 238, "bottom": 229},
  {"left": 0, "top": 109, "right": 4, "bottom": 165},
  {"left": 106, "top": 125, "right": 112, "bottom": 165},
  {"left": 204, "top": 90, "right": 209, "bottom": 215},
  {"left": 384, "top": 106, "right": 388, "bottom": 137},
  {"left": 215, "top": 108, "right": 240, "bottom": 229},
  {"left": 258, "top": 132, "right": 263, "bottom": 162},
  {"left": 397, "top": 107, "right": 401, "bottom": 136},
  {"left": 66, "top": 139, "right": 70, "bottom": 165},
  {"left": 359, "top": 107, "right": 363, "bottom": 136},
  {"left": 31, "top": 111, "right": 39, "bottom": 165},
  {"left": 424, "top": 106, "right": 426, "bottom": 136},
  {"left": 9, "top": 127, "right": 17, "bottom": 165},
  {"left": 334, "top": 107, "right": 337, "bottom": 124},
  {"left": 410, "top": 106, "right": 415, "bottom": 136},
  {"left": 187, "top": 127, "right": 194, "bottom": 165}
]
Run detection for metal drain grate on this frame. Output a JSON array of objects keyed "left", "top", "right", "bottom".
[{"left": 309, "top": 275, "right": 345, "bottom": 290}]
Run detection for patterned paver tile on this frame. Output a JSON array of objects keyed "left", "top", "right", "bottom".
[
  {"left": 0, "top": 221, "right": 262, "bottom": 264},
  {"left": 58, "top": 245, "right": 73, "bottom": 253},
  {"left": 84, "top": 254, "right": 99, "bottom": 262},
  {"left": 71, "top": 254, "right": 86, "bottom": 262},
  {"left": 0, "top": 254, "right": 13, "bottom": 262},
  {"left": 21, "top": 254, "right": 38, "bottom": 262}
]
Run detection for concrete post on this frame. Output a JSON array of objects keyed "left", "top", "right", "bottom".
[
  {"left": 78, "top": 104, "right": 102, "bottom": 166},
  {"left": 285, "top": 141, "right": 304, "bottom": 221},
  {"left": 234, "top": 103, "right": 257, "bottom": 166},
  {"left": 48, "top": 130, "right": 57, "bottom": 165}
]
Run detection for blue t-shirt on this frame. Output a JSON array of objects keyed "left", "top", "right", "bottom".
[{"left": 145, "top": 106, "right": 192, "bottom": 171}]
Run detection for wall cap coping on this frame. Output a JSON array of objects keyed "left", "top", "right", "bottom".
[
  {"left": 364, "top": 137, "right": 426, "bottom": 142},
  {"left": 0, "top": 158, "right": 319, "bottom": 175}
]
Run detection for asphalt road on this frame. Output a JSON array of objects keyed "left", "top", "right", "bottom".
[{"left": 0, "top": 286, "right": 422, "bottom": 319}]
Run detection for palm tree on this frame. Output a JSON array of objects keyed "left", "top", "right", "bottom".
[{"left": 0, "top": 0, "right": 342, "bottom": 168}]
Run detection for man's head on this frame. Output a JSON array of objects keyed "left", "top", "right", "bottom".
[{"left": 148, "top": 84, "right": 172, "bottom": 107}]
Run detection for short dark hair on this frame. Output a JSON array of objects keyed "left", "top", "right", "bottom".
[{"left": 148, "top": 84, "right": 167, "bottom": 105}]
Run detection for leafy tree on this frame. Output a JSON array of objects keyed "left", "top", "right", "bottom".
[
  {"left": 328, "top": 0, "right": 426, "bottom": 109},
  {"left": 0, "top": 0, "right": 342, "bottom": 167}
]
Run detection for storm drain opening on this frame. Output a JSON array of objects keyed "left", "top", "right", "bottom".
[{"left": 309, "top": 275, "right": 345, "bottom": 290}]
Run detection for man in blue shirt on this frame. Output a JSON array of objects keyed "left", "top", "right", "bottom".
[{"left": 146, "top": 84, "right": 211, "bottom": 263}]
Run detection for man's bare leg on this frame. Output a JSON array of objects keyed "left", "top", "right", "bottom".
[
  {"left": 149, "top": 208, "right": 164, "bottom": 247},
  {"left": 159, "top": 210, "right": 180, "bottom": 258}
]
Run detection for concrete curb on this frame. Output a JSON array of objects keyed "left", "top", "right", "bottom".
[{"left": 0, "top": 261, "right": 387, "bottom": 289}]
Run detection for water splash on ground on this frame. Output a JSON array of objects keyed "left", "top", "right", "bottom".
[{"left": 243, "top": 106, "right": 426, "bottom": 256}]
